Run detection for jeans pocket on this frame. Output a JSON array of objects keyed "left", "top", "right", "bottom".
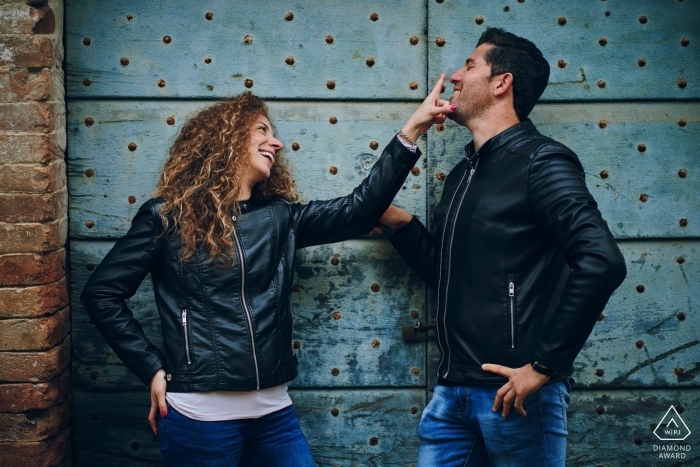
[
  {"left": 157, "top": 411, "right": 172, "bottom": 467},
  {"left": 157, "top": 414, "right": 166, "bottom": 449}
]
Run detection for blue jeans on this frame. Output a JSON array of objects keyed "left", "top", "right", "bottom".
[
  {"left": 417, "top": 379, "right": 572, "bottom": 467},
  {"left": 157, "top": 404, "right": 315, "bottom": 467}
]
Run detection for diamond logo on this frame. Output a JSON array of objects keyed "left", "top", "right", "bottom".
[{"left": 654, "top": 406, "right": 691, "bottom": 441}]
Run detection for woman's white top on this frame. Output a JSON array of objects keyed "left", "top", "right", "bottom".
[{"left": 166, "top": 384, "right": 292, "bottom": 421}]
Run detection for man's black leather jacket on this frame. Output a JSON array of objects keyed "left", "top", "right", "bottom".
[
  {"left": 391, "top": 120, "right": 627, "bottom": 385},
  {"left": 81, "top": 137, "right": 420, "bottom": 392}
]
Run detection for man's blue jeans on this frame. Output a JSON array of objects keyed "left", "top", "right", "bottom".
[
  {"left": 417, "top": 378, "right": 573, "bottom": 467},
  {"left": 156, "top": 404, "right": 315, "bottom": 467}
]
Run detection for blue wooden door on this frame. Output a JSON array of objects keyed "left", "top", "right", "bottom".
[{"left": 65, "top": 1, "right": 699, "bottom": 465}]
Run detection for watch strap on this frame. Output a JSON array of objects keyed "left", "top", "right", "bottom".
[{"left": 531, "top": 361, "right": 555, "bottom": 376}]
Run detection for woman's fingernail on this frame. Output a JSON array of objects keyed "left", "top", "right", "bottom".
[
  {"left": 161, "top": 410, "right": 167, "bottom": 418},
  {"left": 450, "top": 105, "right": 457, "bottom": 110}
]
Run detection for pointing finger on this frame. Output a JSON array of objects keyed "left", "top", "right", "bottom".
[
  {"left": 429, "top": 72, "right": 447, "bottom": 98},
  {"left": 482, "top": 363, "right": 514, "bottom": 378}
]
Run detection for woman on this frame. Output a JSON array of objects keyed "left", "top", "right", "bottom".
[{"left": 80, "top": 74, "right": 453, "bottom": 466}]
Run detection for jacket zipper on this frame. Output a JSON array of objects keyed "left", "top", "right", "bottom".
[
  {"left": 508, "top": 281, "right": 516, "bottom": 349},
  {"left": 289, "top": 302, "right": 295, "bottom": 351},
  {"left": 181, "top": 309, "right": 192, "bottom": 365},
  {"left": 232, "top": 224, "right": 261, "bottom": 390},
  {"left": 438, "top": 158, "right": 480, "bottom": 378}
]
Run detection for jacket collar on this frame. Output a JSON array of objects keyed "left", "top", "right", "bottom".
[{"left": 464, "top": 118, "right": 536, "bottom": 160}]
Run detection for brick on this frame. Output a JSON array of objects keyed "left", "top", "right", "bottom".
[
  {"left": 0, "top": 426, "right": 70, "bottom": 467},
  {"left": 0, "top": 218, "right": 66, "bottom": 254},
  {"left": 0, "top": 102, "right": 63, "bottom": 132},
  {"left": 0, "top": 399, "right": 70, "bottom": 442},
  {"left": 0, "top": 336, "right": 70, "bottom": 382},
  {"left": 0, "top": 249, "right": 65, "bottom": 286},
  {"left": 0, "top": 306, "right": 69, "bottom": 351},
  {"left": 0, "top": 69, "right": 51, "bottom": 101},
  {"left": 0, "top": 160, "right": 65, "bottom": 194},
  {"left": 0, "top": 5, "right": 54, "bottom": 35},
  {"left": 0, "top": 277, "right": 67, "bottom": 318},
  {"left": 0, "top": 133, "right": 65, "bottom": 164},
  {"left": 0, "top": 35, "right": 54, "bottom": 68},
  {"left": 0, "top": 189, "right": 66, "bottom": 222},
  {"left": 0, "top": 369, "right": 69, "bottom": 412}
]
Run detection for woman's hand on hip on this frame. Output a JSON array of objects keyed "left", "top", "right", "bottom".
[
  {"left": 148, "top": 368, "right": 167, "bottom": 436},
  {"left": 400, "top": 72, "right": 455, "bottom": 142}
]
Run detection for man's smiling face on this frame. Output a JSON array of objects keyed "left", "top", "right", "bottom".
[{"left": 447, "top": 43, "right": 496, "bottom": 126}]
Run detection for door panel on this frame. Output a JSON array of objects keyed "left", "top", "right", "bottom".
[
  {"left": 428, "top": 0, "right": 699, "bottom": 100},
  {"left": 66, "top": 0, "right": 427, "bottom": 99},
  {"left": 71, "top": 388, "right": 700, "bottom": 466},
  {"left": 66, "top": 101, "right": 426, "bottom": 238},
  {"left": 428, "top": 103, "right": 700, "bottom": 239}
]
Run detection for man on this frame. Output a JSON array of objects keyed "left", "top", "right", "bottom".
[{"left": 384, "top": 28, "right": 627, "bottom": 466}]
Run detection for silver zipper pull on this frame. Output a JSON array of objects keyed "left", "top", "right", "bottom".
[
  {"left": 181, "top": 309, "right": 187, "bottom": 326},
  {"left": 509, "top": 282, "right": 515, "bottom": 297}
]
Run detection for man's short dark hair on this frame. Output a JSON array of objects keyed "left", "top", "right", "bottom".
[{"left": 477, "top": 28, "right": 549, "bottom": 121}]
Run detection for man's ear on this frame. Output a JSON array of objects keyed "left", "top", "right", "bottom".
[{"left": 493, "top": 72, "right": 514, "bottom": 97}]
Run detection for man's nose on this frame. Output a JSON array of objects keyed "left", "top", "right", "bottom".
[{"left": 449, "top": 69, "right": 461, "bottom": 84}]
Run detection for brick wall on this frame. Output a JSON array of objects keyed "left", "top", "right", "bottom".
[{"left": 0, "top": 0, "right": 71, "bottom": 465}]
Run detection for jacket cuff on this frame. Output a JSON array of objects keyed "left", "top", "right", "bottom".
[
  {"left": 135, "top": 352, "right": 166, "bottom": 387},
  {"left": 390, "top": 216, "right": 422, "bottom": 250},
  {"left": 386, "top": 134, "right": 422, "bottom": 166},
  {"left": 531, "top": 353, "right": 568, "bottom": 375}
]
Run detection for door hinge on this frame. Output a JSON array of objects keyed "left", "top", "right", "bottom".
[{"left": 402, "top": 321, "right": 437, "bottom": 342}]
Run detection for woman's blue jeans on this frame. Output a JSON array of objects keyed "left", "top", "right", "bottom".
[
  {"left": 417, "top": 379, "right": 572, "bottom": 467},
  {"left": 157, "top": 404, "right": 315, "bottom": 467}
]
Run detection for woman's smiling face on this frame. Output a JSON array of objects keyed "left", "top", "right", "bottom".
[{"left": 246, "top": 116, "right": 283, "bottom": 185}]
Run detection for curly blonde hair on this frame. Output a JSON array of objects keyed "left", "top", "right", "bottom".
[{"left": 153, "top": 92, "right": 298, "bottom": 264}]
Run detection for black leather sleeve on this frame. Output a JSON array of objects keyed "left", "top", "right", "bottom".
[
  {"left": 80, "top": 200, "right": 166, "bottom": 386},
  {"left": 527, "top": 146, "right": 627, "bottom": 373},
  {"left": 291, "top": 136, "right": 421, "bottom": 249},
  {"left": 390, "top": 216, "right": 439, "bottom": 290}
]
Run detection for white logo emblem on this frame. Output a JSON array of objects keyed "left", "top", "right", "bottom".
[{"left": 654, "top": 406, "right": 691, "bottom": 441}]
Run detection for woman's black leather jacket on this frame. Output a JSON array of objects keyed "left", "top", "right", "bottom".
[{"left": 80, "top": 137, "right": 420, "bottom": 392}]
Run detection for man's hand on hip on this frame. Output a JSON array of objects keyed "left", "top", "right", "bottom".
[{"left": 481, "top": 363, "right": 550, "bottom": 417}]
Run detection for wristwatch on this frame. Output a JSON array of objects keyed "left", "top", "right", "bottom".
[{"left": 531, "top": 361, "right": 555, "bottom": 376}]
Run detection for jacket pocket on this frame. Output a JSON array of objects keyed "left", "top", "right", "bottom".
[{"left": 506, "top": 274, "right": 518, "bottom": 350}]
